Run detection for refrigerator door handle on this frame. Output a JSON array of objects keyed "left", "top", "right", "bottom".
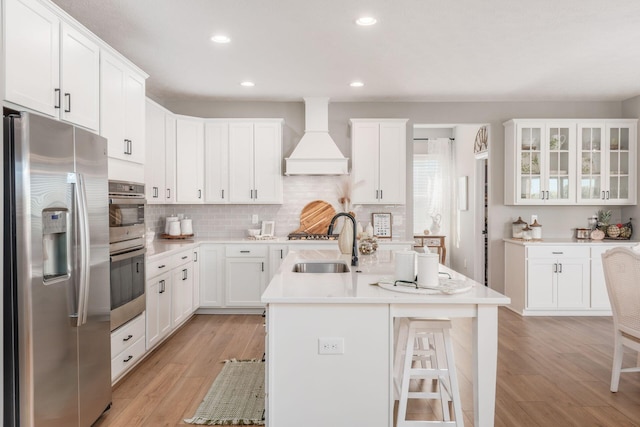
[{"left": 71, "top": 172, "right": 91, "bottom": 326}]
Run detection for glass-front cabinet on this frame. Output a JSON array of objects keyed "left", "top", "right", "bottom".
[
  {"left": 577, "top": 121, "right": 636, "bottom": 205},
  {"left": 505, "top": 118, "right": 637, "bottom": 206},
  {"left": 512, "top": 121, "right": 575, "bottom": 204}
]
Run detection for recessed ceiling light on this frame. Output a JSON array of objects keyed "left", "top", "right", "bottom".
[
  {"left": 350, "top": 81, "right": 364, "bottom": 87},
  {"left": 356, "top": 16, "right": 377, "bottom": 26},
  {"left": 211, "top": 35, "right": 231, "bottom": 44},
  {"left": 240, "top": 81, "right": 255, "bottom": 87}
]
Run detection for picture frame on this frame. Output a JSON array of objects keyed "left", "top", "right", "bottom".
[
  {"left": 261, "top": 221, "right": 275, "bottom": 237},
  {"left": 372, "top": 213, "right": 392, "bottom": 238}
]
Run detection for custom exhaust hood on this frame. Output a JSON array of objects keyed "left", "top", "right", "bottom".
[{"left": 285, "top": 97, "right": 349, "bottom": 175}]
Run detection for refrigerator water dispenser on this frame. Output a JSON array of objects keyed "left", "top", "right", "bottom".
[{"left": 42, "top": 208, "right": 69, "bottom": 282}]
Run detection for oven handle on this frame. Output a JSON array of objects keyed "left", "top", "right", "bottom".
[
  {"left": 110, "top": 247, "right": 147, "bottom": 263},
  {"left": 109, "top": 197, "right": 146, "bottom": 205}
]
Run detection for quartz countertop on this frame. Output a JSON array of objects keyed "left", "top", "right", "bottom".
[
  {"left": 145, "top": 237, "right": 414, "bottom": 260},
  {"left": 261, "top": 249, "right": 510, "bottom": 305},
  {"left": 504, "top": 238, "right": 640, "bottom": 246}
]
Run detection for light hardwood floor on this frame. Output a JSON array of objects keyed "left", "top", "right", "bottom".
[{"left": 96, "top": 309, "right": 640, "bottom": 427}]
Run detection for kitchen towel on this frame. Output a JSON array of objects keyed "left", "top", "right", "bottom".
[
  {"left": 394, "top": 250, "right": 417, "bottom": 282},
  {"left": 417, "top": 253, "right": 439, "bottom": 287}
]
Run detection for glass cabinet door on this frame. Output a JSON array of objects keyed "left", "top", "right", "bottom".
[
  {"left": 578, "top": 124, "right": 604, "bottom": 202},
  {"left": 518, "top": 126, "right": 542, "bottom": 201},
  {"left": 607, "top": 125, "right": 630, "bottom": 202},
  {"left": 546, "top": 126, "right": 571, "bottom": 201}
]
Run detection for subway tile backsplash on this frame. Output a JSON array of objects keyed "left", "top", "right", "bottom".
[{"left": 146, "top": 176, "right": 406, "bottom": 239}]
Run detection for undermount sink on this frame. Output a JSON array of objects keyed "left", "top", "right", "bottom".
[{"left": 292, "top": 262, "right": 350, "bottom": 273}]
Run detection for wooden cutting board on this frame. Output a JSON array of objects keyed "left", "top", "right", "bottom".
[{"left": 293, "top": 200, "right": 336, "bottom": 234}]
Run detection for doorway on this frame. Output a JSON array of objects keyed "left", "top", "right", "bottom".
[{"left": 474, "top": 154, "right": 488, "bottom": 286}]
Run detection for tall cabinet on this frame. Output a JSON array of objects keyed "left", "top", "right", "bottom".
[
  {"left": 350, "top": 119, "right": 408, "bottom": 204},
  {"left": 145, "top": 98, "right": 176, "bottom": 204},
  {"left": 175, "top": 116, "right": 205, "bottom": 203}
]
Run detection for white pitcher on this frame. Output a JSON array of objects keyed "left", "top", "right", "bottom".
[{"left": 430, "top": 214, "right": 442, "bottom": 235}]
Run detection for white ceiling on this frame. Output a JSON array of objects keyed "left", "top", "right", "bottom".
[{"left": 52, "top": 0, "right": 640, "bottom": 103}]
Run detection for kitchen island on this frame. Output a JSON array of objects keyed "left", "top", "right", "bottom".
[{"left": 262, "top": 249, "right": 510, "bottom": 427}]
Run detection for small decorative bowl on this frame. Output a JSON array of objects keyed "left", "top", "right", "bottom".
[
  {"left": 247, "top": 228, "right": 261, "bottom": 237},
  {"left": 359, "top": 237, "right": 378, "bottom": 255}
]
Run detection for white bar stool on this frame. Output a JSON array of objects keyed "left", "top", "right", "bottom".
[{"left": 394, "top": 318, "right": 464, "bottom": 427}]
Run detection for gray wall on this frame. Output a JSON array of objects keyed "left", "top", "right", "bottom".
[
  {"left": 622, "top": 94, "right": 640, "bottom": 224},
  {"left": 163, "top": 98, "right": 626, "bottom": 293}
]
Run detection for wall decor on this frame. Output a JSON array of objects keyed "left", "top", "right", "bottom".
[
  {"left": 473, "top": 125, "right": 488, "bottom": 154},
  {"left": 372, "top": 213, "right": 392, "bottom": 238},
  {"left": 261, "top": 221, "right": 275, "bottom": 237}
]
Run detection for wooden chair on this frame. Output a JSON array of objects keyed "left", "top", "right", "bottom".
[{"left": 601, "top": 247, "right": 640, "bottom": 392}]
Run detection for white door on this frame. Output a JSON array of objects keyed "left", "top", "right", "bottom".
[
  {"left": 225, "top": 258, "right": 267, "bottom": 307},
  {"left": 527, "top": 258, "right": 556, "bottom": 309},
  {"left": 516, "top": 123, "right": 545, "bottom": 203},
  {"left": 172, "top": 267, "right": 186, "bottom": 326},
  {"left": 4, "top": 0, "right": 60, "bottom": 117},
  {"left": 378, "top": 121, "right": 406, "bottom": 204},
  {"left": 176, "top": 118, "right": 204, "bottom": 203},
  {"left": 164, "top": 115, "right": 177, "bottom": 203},
  {"left": 577, "top": 123, "right": 606, "bottom": 204},
  {"left": 269, "top": 245, "right": 289, "bottom": 279},
  {"left": 605, "top": 122, "right": 636, "bottom": 204},
  {"left": 100, "top": 52, "right": 127, "bottom": 160},
  {"left": 123, "top": 72, "right": 146, "bottom": 163},
  {"left": 192, "top": 248, "right": 201, "bottom": 311},
  {"left": 555, "top": 258, "right": 589, "bottom": 308},
  {"left": 204, "top": 122, "right": 229, "bottom": 203},
  {"left": 351, "top": 121, "right": 380, "bottom": 204},
  {"left": 253, "top": 122, "right": 282, "bottom": 203},
  {"left": 158, "top": 275, "right": 172, "bottom": 339},
  {"left": 60, "top": 22, "right": 100, "bottom": 130},
  {"left": 229, "top": 122, "right": 255, "bottom": 203},
  {"left": 145, "top": 99, "right": 166, "bottom": 202},
  {"left": 199, "top": 245, "right": 224, "bottom": 307},
  {"left": 543, "top": 123, "right": 574, "bottom": 204}
]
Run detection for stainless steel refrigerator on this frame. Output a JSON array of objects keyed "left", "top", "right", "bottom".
[{"left": 3, "top": 112, "right": 112, "bottom": 427}]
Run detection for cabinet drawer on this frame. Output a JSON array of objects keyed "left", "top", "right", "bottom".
[
  {"left": 226, "top": 245, "right": 268, "bottom": 257},
  {"left": 147, "top": 255, "right": 175, "bottom": 279},
  {"left": 423, "top": 238, "right": 442, "bottom": 247},
  {"left": 527, "top": 246, "right": 590, "bottom": 259},
  {"left": 173, "top": 249, "right": 192, "bottom": 266},
  {"left": 111, "top": 337, "right": 146, "bottom": 381},
  {"left": 111, "top": 313, "right": 145, "bottom": 357}
]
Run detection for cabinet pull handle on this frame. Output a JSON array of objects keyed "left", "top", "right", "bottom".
[
  {"left": 558, "top": 263, "right": 562, "bottom": 273},
  {"left": 250, "top": 189, "right": 254, "bottom": 199},
  {"left": 551, "top": 251, "right": 563, "bottom": 254},
  {"left": 194, "top": 252, "right": 198, "bottom": 262},
  {"left": 167, "top": 188, "right": 171, "bottom": 199},
  {"left": 262, "top": 262, "right": 264, "bottom": 272},
  {"left": 64, "top": 93, "right": 71, "bottom": 112},
  {"left": 380, "top": 189, "right": 383, "bottom": 200},
  {"left": 602, "top": 191, "right": 606, "bottom": 200},
  {"left": 606, "top": 190, "right": 610, "bottom": 200},
  {"left": 123, "top": 334, "right": 133, "bottom": 342},
  {"left": 159, "top": 279, "right": 165, "bottom": 293},
  {"left": 221, "top": 189, "right": 224, "bottom": 199},
  {"left": 124, "top": 140, "right": 128, "bottom": 155},
  {"left": 255, "top": 189, "right": 258, "bottom": 199},
  {"left": 553, "top": 263, "right": 557, "bottom": 273},
  {"left": 136, "top": 262, "right": 140, "bottom": 273},
  {"left": 183, "top": 268, "right": 188, "bottom": 280},
  {"left": 123, "top": 355, "right": 133, "bottom": 363},
  {"left": 280, "top": 249, "right": 283, "bottom": 259},
  {"left": 54, "top": 88, "right": 61, "bottom": 109},
  {"left": 375, "top": 190, "right": 379, "bottom": 199},
  {"left": 240, "top": 250, "right": 250, "bottom": 253},
  {"left": 198, "top": 189, "right": 202, "bottom": 199},
  {"left": 182, "top": 255, "right": 188, "bottom": 260},
  {"left": 158, "top": 264, "right": 166, "bottom": 269}
]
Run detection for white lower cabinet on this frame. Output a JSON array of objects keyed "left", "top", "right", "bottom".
[
  {"left": 225, "top": 245, "right": 268, "bottom": 307},
  {"left": 505, "top": 240, "right": 638, "bottom": 315},
  {"left": 269, "top": 245, "right": 289, "bottom": 279},
  {"left": 172, "top": 251, "right": 194, "bottom": 326},
  {"left": 146, "top": 271, "right": 172, "bottom": 349},
  {"left": 199, "top": 244, "right": 225, "bottom": 308},
  {"left": 111, "top": 313, "right": 146, "bottom": 382}
]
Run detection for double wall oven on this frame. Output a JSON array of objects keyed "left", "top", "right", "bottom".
[{"left": 109, "top": 180, "right": 146, "bottom": 331}]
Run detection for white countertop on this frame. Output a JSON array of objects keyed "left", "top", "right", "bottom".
[
  {"left": 145, "top": 237, "right": 414, "bottom": 260},
  {"left": 261, "top": 249, "right": 510, "bottom": 305},
  {"left": 504, "top": 237, "right": 640, "bottom": 246}
]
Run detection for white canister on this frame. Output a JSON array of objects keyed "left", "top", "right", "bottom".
[
  {"left": 168, "top": 220, "right": 181, "bottom": 236},
  {"left": 180, "top": 218, "right": 193, "bottom": 235},
  {"left": 417, "top": 253, "right": 439, "bottom": 287},
  {"left": 394, "top": 251, "right": 417, "bottom": 282},
  {"left": 165, "top": 216, "right": 179, "bottom": 234}
]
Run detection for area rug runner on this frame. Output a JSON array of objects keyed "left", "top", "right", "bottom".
[{"left": 185, "top": 359, "right": 265, "bottom": 425}]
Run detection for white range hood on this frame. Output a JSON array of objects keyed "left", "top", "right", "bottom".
[{"left": 285, "top": 97, "right": 349, "bottom": 175}]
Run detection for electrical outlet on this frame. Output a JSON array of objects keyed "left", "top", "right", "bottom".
[
  {"left": 318, "top": 337, "right": 344, "bottom": 355},
  {"left": 531, "top": 214, "right": 538, "bottom": 224},
  {"left": 251, "top": 214, "right": 259, "bottom": 224}
]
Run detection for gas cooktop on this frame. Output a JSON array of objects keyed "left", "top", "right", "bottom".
[{"left": 287, "top": 233, "right": 339, "bottom": 241}]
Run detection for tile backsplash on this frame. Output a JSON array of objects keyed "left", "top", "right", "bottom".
[{"left": 146, "top": 176, "right": 406, "bottom": 239}]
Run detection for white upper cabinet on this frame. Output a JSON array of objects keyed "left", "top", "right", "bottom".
[
  {"left": 145, "top": 99, "right": 168, "bottom": 203},
  {"left": 4, "top": 0, "right": 99, "bottom": 130},
  {"left": 351, "top": 119, "right": 407, "bottom": 205},
  {"left": 228, "top": 120, "right": 283, "bottom": 204},
  {"left": 504, "top": 119, "right": 637, "bottom": 205},
  {"left": 204, "top": 121, "right": 230, "bottom": 203},
  {"left": 577, "top": 120, "right": 637, "bottom": 205},
  {"left": 101, "top": 50, "right": 146, "bottom": 165},
  {"left": 175, "top": 117, "right": 204, "bottom": 203}
]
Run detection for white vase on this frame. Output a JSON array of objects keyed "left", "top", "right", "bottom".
[{"left": 338, "top": 219, "right": 354, "bottom": 255}]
